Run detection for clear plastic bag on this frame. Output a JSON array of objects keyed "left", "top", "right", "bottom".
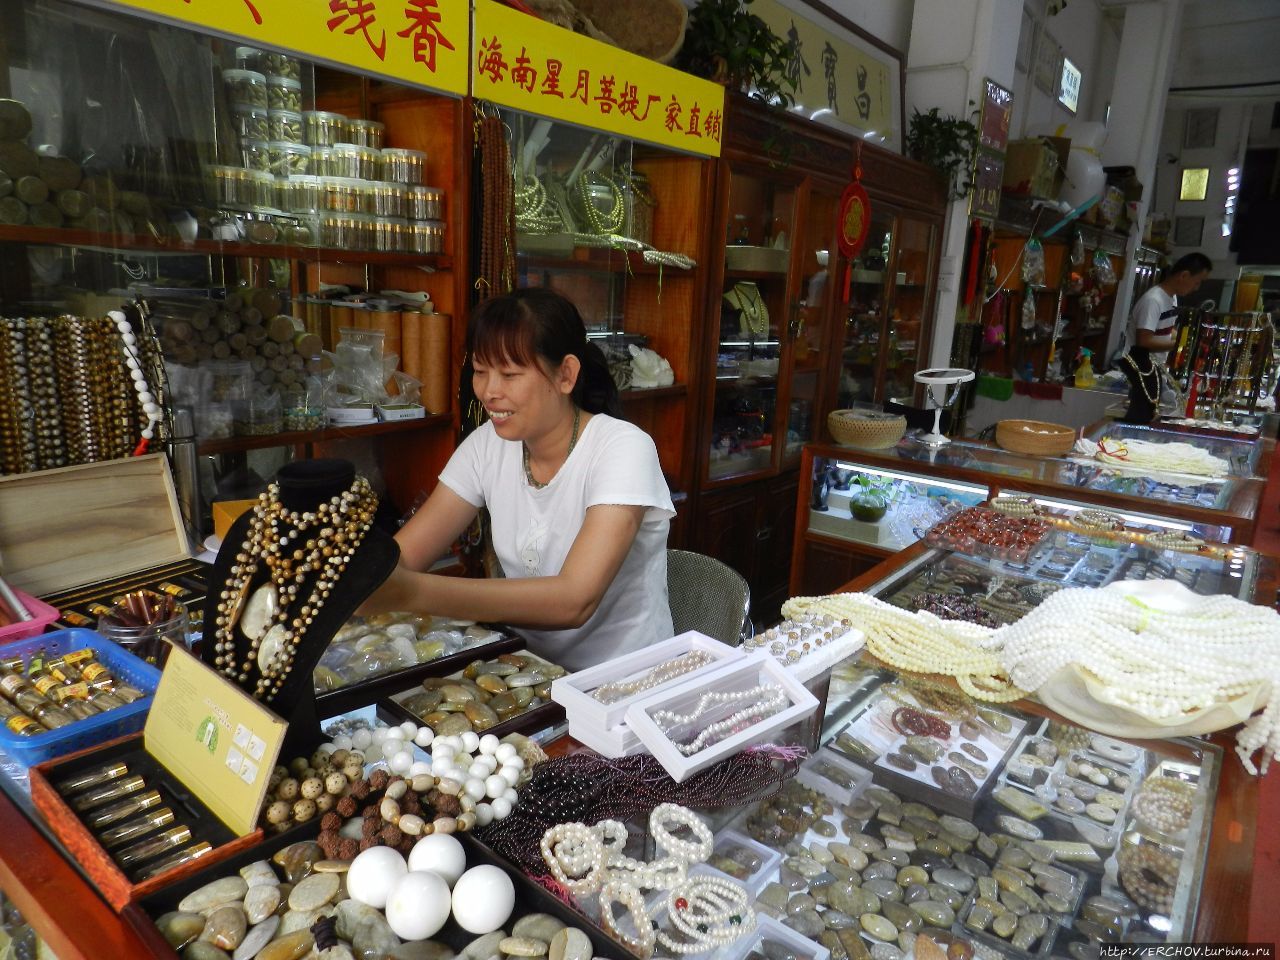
[
  {"left": 388, "top": 370, "right": 422, "bottom": 405},
  {"left": 1022, "top": 239, "right": 1046, "bottom": 287},
  {"left": 1091, "top": 250, "right": 1117, "bottom": 286},
  {"left": 1022, "top": 293, "right": 1038, "bottom": 330}
]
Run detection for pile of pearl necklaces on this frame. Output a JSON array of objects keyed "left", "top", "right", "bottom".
[
  {"left": 783, "top": 592, "right": 1022, "bottom": 702},
  {"left": 540, "top": 804, "right": 752, "bottom": 957},
  {"left": 591, "top": 650, "right": 713, "bottom": 704},
  {"left": 652, "top": 685, "right": 789, "bottom": 755},
  {"left": 981, "top": 584, "right": 1280, "bottom": 774}
]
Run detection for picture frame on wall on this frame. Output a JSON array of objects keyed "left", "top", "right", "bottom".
[
  {"left": 1174, "top": 215, "right": 1205, "bottom": 247},
  {"left": 749, "top": 0, "right": 906, "bottom": 152},
  {"left": 1034, "top": 31, "right": 1063, "bottom": 96},
  {"left": 1184, "top": 108, "right": 1218, "bottom": 149}
]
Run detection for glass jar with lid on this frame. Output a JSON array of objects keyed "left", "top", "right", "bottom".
[
  {"left": 319, "top": 176, "right": 365, "bottom": 215},
  {"left": 240, "top": 139, "right": 271, "bottom": 173},
  {"left": 283, "top": 174, "right": 321, "bottom": 214},
  {"left": 207, "top": 165, "right": 249, "bottom": 208},
  {"left": 406, "top": 219, "right": 444, "bottom": 254},
  {"left": 405, "top": 185, "right": 444, "bottom": 220},
  {"left": 347, "top": 119, "right": 386, "bottom": 149},
  {"left": 260, "top": 51, "right": 301, "bottom": 80},
  {"left": 222, "top": 68, "right": 267, "bottom": 109},
  {"left": 303, "top": 111, "right": 349, "bottom": 147},
  {"left": 373, "top": 217, "right": 408, "bottom": 253},
  {"left": 244, "top": 169, "right": 277, "bottom": 209},
  {"left": 266, "top": 75, "right": 302, "bottom": 112},
  {"left": 380, "top": 148, "right": 427, "bottom": 186}
]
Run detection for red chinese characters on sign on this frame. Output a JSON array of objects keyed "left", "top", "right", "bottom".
[
  {"left": 397, "top": 0, "right": 455, "bottom": 73},
  {"left": 703, "top": 109, "right": 722, "bottom": 142},
  {"left": 595, "top": 76, "right": 617, "bottom": 114},
  {"left": 510, "top": 48, "right": 537, "bottom": 92},
  {"left": 685, "top": 102, "right": 701, "bottom": 137},
  {"left": 476, "top": 36, "right": 509, "bottom": 83},
  {"left": 327, "top": 0, "right": 387, "bottom": 61},
  {"left": 542, "top": 59, "right": 564, "bottom": 97},
  {"left": 569, "top": 69, "right": 590, "bottom": 105},
  {"left": 664, "top": 96, "right": 682, "bottom": 133},
  {"left": 181, "top": 0, "right": 263, "bottom": 26},
  {"left": 618, "top": 83, "right": 661, "bottom": 122}
]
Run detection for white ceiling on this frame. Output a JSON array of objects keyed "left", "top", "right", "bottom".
[{"left": 1170, "top": 0, "right": 1280, "bottom": 91}]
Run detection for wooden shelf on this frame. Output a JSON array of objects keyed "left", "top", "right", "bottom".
[
  {"left": 0, "top": 224, "right": 454, "bottom": 268},
  {"left": 197, "top": 413, "right": 451, "bottom": 455},
  {"left": 724, "top": 268, "right": 788, "bottom": 282},
  {"left": 517, "top": 248, "right": 697, "bottom": 277},
  {"left": 620, "top": 384, "right": 688, "bottom": 402}
]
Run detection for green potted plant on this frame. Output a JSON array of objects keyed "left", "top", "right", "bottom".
[
  {"left": 676, "top": 0, "right": 798, "bottom": 106},
  {"left": 906, "top": 106, "right": 979, "bottom": 201},
  {"left": 849, "top": 474, "right": 893, "bottom": 523}
]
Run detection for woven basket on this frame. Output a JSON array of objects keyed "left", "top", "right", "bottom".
[
  {"left": 996, "top": 419, "right": 1075, "bottom": 457},
  {"left": 827, "top": 409, "right": 907, "bottom": 449}
]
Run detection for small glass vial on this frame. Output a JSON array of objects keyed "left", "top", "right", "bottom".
[
  {"left": 99, "top": 807, "right": 176, "bottom": 849},
  {"left": 32, "top": 701, "right": 76, "bottom": 730},
  {"left": 64, "top": 700, "right": 101, "bottom": 721},
  {"left": 70, "top": 773, "right": 146, "bottom": 812},
  {"left": 85, "top": 789, "right": 163, "bottom": 830},
  {"left": 116, "top": 825, "right": 193, "bottom": 867},
  {"left": 89, "top": 689, "right": 127, "bottom": 712},
  {"left": 4, "top": 713, "right": 41, "bottom": 737},
  {"left": 135, "top": 841, "right": 212, "bottom": 880},
  {"left": 56, "top": 760, "right": 129, "bottom": 795}
]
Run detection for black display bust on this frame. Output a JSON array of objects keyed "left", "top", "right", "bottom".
[{"left": 201, "top": 459, "right": 399, "bottom": 753}]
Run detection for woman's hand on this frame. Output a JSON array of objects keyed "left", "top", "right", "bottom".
[{"left": 356, "top": 562, "right": 423, "bottom": 617}]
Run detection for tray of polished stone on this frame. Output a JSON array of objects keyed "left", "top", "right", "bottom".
[
  {"left": 1001, "top": 736, "right": 1066, "bottom": 789},
  {"left": 313, "top": 613, "right": 520, "bottom": 713},
  {"left": 986, "top": 790, "right": 1113, "bottom": 873},
  {"left": 379, "top": 650, "right": 568, "bottom": 740},
  {"left": 699, "top": 828, "right": 784, "bottom": 900},
  {"left": 865, "top": 701, "right": 1027, "bottom": 822},
  {"left": 795, "top": 748, "right": 875, "bottom": 807},
  {"left": 726, "top": 913, "right": 831, "bottom": 960},
  {"left": 1058, "top": 892, "right": 1144, "bottom": 958},
  {"left": 129, "top": 826, "right": 628, "bottom": 960}
]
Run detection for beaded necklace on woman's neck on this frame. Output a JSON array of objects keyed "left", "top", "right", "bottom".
[{"left": 523, "top": 406, "right": 581, "bottom": 489}]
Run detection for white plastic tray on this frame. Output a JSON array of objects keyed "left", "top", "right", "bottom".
[
  {"left": 567, "top": 717, "right": 645, "bottom": 759},
  {"left": 625, "top": 653, "right": 820, "bottom": 783},
  {"left": 551, "top": 630, "right": 743, "bottom": 730},
  {"left": 780, "top": 626, "right": 865, "bottom": 684},
  {"left": 794, "top": 746, "right": 874, "bottom": 806},
  {"left": 724, "top": 914, "right": 831, "bottom": 960},
  {"left": 697, "top": 828, "right": 783, "bottom": 901}
]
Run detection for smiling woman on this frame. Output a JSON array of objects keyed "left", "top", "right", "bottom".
[{"left": 361, "top": 288, "right": 675, "bottom": 670}]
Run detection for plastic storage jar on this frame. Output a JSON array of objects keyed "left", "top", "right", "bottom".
[
  {"left": 268, "top": 142, "right": 311, "bottom": 177},
  {"left": 261, "top": 51, "right": 301, "bottom": 81},
  {"left": 380, "top": 148, "right": 427, "bottom": 185},
  {"left": 245, "top": 169, "right": 277, "bottom": 208},
  {"left": 240, "top": 139, "right": 271, "bottom": 173},
  {"left": 406, "top": 220, "right": 444, "bottom": 254},
  {"left": 98, "top": 603, "right": 190, "bottom": 667},
  {"left": 268, "top": 110, "right": 304, "bottom": 144},
  {"left": 318, "top": 176, "right": 364, "bottom": 214},
  {"left": 405, "top": 185, "right": 444, "bottom": 220},
  {"left": 347, "top": 119, "right": 386, "bottom": 149},
  {"left": 332, "top": 143, "right": 378, "bottom": 180},
  {"left": 283, "top": 174, "right": 322, "bottom": 214},
  {"left": 310, "top": 146, "right": 338, "bottom": 177},
  {"left": 232, "top": 105, "right": 269, "bottom": 142},
  {"left": 207, "top": 165, "right": 251, "bottom": 207},
  {"left": 304, "top": 111, "right": 348, "bottom": 147},
  {"left": 223, "top": 68, "right": 267, "bottom": 108},
  {"left": 370, "top": 182, "right": 407, "bottom": 218},
  {"left": 267, "top": 75, "right": 302, "bottom": 112},
  {"left": 373, "top": 218, "right": 408, "bottom": 253}
]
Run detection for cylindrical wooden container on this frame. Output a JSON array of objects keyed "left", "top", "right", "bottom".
[
  {"left": 422, "top": 312, "right": 451, "bottom": 414},
  {"left": 400, "top": 311, "right": 423, "bottom": 382},
  {"left": 329, "top": 304, "right": 354, "bottom": 345},
  {"left": 369, "top": 310, "right": 402, "bottom": 364}
]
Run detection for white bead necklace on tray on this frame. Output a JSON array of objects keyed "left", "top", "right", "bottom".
[
  {"left": 657, "top": 874, "right": 754, "bottom": 954},
  {"left": 651, "top": 685, "right": 788, "bottom": 755},
  {"left": 591, "top": 651, "right": 714, "bottom": 704}
]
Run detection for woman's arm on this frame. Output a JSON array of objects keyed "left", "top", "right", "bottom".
[
  {"left": 360, "top": 502, "right": 645, "bottom": 627},
  {"left": 395, "top": 482, "right": 481, "bottom": 572}
]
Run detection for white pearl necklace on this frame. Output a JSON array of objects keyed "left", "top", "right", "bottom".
[
  {"left": 651, "top": 685, "right": 788, "bottom": 755},
  {"left": 657, "top": 875, "right": 755, "bottom": 953},
  {"left": 109, "top": 310, "right": 161, "bottom": 448},
  {"left": 591, "top": 651, "right": 713, "bottom": 704}
]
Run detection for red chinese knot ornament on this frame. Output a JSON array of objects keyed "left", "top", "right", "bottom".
[{"left": 838, "top": 146, "right": 871, "bottom": 302}]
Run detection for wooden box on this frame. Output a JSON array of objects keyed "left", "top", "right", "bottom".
[{"left": 29, "top": 734, "right": 262, "bottom": 910}]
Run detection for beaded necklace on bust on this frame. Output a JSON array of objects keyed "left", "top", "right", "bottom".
[
  {"left": 213, "top": 477, "right": 377, "bottom": 701},
  {"left": 523, "top": 406, "right": 580, "bottom": 490}
]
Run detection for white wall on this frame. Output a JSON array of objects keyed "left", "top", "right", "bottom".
[
  {"left": 1010, "top": 0, "right": 1118, "bottom": 138},
  {"left": 821, "top": 0, "right": 914, "bottom": 54}
]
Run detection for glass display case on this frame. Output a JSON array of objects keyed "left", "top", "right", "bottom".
[
  {"left": 1081, "top": 420, "right": 1265, "bottom": 478},
  {"left": 837, "top": 210, "right": 939, "bottom": 408},
  {"left": 499, "top": 111, "right": 711, "bottom": 494}
]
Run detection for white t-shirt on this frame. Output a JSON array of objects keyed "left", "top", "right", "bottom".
[
  {"left": 1126, "top": 286, "right": 1178, "bottom": 364},
  {"left": 439, "top": 413, "right": 675, "bottom": 670}
]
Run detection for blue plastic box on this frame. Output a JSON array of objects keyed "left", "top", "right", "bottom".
[{"left": 0, "top": 628, "right": 162, "bottom": 770}]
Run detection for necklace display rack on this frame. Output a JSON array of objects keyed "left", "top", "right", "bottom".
[{"left": 200, "top": 459, "right": 399, "bottom": 755}]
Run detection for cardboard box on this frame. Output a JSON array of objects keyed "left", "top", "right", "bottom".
[
  {"left": 1002, "top": 136, "right": 1071, "bottom": 200},
  {"left": 211, "top": 498, "right": 255, "bottom": 540}
]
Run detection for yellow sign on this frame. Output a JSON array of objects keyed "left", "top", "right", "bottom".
[
  {"left": 751, "top": 0, "right": 900, "bottom": 150},
  {"left": 145, "top": 645, "right": 286, "bottom": 836},
  {"left": 90, "top": 0, "right": 469, "bottom": 96},
  {"left": 472, "top": 0, "right": 724, "bottom": 158}
]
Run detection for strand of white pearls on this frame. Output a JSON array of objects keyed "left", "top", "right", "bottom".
[
  {"left": 651, "top": 685, "right": 785, "bottom": 731},
  {"left": 783, "top": 593, "right": 1022, "bottom": 702},
  {"left": 657, "top": 875, "right": 754, "bottom": 953},
  {"left": 109, "top": 310, "right": 161, "bottom": 446},
  {"left": 592, "top": 651, "right": 714, "bottom": 704},
  {"left": 598, "top": 877, "right": 657, "bottom": 958}
]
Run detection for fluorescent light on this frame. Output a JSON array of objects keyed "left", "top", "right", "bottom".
[
  {"left": 833, "top": 463, "right": 981, "bottom": 494},
  {"left": 1229, "top": 167, "right": 1239, "bottom": 176}
]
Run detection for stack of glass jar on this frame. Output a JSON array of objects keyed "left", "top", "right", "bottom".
[{"left": 207, "top": 47, "right": 446, "bottom": 253}]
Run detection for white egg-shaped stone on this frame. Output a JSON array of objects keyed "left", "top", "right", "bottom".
[
  {"left": 332, "top": 735, "right": 353, "bottom": 751},
  {"left": 385, "top": 870, "right": 451, "bottom": 941},
  {"left": 452, "top": 865, "right": 514, "bottom": 933},
  {"left": 491, "top": 797, "right": 512, "bottom": 820},
  {"left": 461, "top": 732, "right": 480, "bottom": 753},
  {"left": 474, "top": 802, "right": 494, "bottom": 827},
  {"left": 372, "top": 727, "right": 389, "bottom": 744},
  {"left": 415, "top": 726, "right": 435, "bottom": 747},
  {"left": 479, "top": 734, "right": 500, "bottom": 755},
  {"left": 501, "top": 787, "right": 518, "bottom": 806},
  {"left": 399, "top": 720, "right": 419, "bottom": 738},
  {"left": 495, "top": 743, "right": 517, "bottom": 763},
  {"left": 346, "top": 846, "right": 407, "bottom": 909},
  {"left": 463, "top": 778, "right": 486, "bottom": 802},
  {"left": 389, "top": 751, "right": 413, "bottom": 774},
  {"left": 485, "top": 775, "right": 507, "bottom": 799},
  {"left": 384, "top": 726, "right": 405, "bottom": 741},
  {"left": 351, "top": 729, "right": 373, "bottom": 750},
  {"left": 409, "top": 761, "right": 432, "bottom": 777},
  {"left": 499, "top": 766, "right": 521, "bottom": 788},
  {"left": 408, "top": 833, "right": 467, "bottom": 887}
]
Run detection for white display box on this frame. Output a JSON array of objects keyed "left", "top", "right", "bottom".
[
  {"left": 794, "top": 746, "right": 874, "bottom": 807},
  {"left": 376, "top": 402, "right": 426, "bottom": 422},
  {"left": 625, "top": 653, "right": 820, "bottom": 783},
  {"left": 697, "top": 828, "right": 782, "bottom": 901},
  {"left": 779, "top": 626, "right": 865, "bottom": 684},
  {"left": 724, "top": 914, "right": 831, "bottom": 960},
  {"left": 551, "top": 630, "right": 743, "bottom": 731},
  {"left": 567, "top": 717, "right": 644, "bottom": 759}
]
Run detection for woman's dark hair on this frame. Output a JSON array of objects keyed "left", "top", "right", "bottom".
[
  {"left": 1169, "top": 252, "right": 1212, "bottom": 277},
  {"left": 465, "top": 288, "right": 622, "bottom": 418}
]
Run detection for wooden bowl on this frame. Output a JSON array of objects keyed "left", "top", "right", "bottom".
[
  {"left": 996, "top": 419, "right": 1075, "bottom": 457},
  {"left": 827, "top": 409, "right": 907, "bottom": 449}
]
